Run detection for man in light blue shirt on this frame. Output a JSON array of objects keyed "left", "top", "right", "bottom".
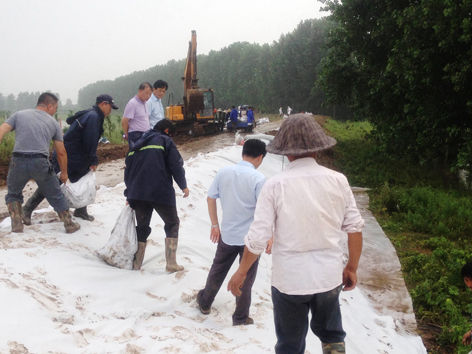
[
  {"left": 147, "top": 80, "right": 168, "bottom": 128},
  {"left": 197, "top": 139, "right": 267, "bottom": 326}
]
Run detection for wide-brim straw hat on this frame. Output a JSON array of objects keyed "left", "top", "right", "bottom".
[{"left": 266, "top": 113, "right": 336, "bottom": 155}]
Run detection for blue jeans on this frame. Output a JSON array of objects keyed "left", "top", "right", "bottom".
[
  {"left": 5, "top": 156, "right": 69, "bottom": 212},
  {"left": 271, "top": 284, "right": 346, "bottom": 354}
]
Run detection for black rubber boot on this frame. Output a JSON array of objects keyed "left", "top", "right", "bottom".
[
  {"left": 74, "top": 206, "right": 94, "bottom": 221},
  {"left": 22, "top": 189, "right": 45, "bottom": 225}
]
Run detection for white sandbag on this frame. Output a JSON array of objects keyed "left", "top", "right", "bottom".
[
  {"left": 61, "top": 171, "right": 96, "bottom": 208},
  {"left": 95, "top": 205, "right": 138, "bottom": 270}
]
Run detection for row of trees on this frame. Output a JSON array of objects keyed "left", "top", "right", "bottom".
[
  {"left": 319, "top": 0, "right": 472, "bottom": 173},
  {"left": 77, "top": 18, "right": 351, "bottom": 118},
  {"left": 2, "top": 18, "right": 350, "bottom": 119},
  {"left": 0, "top": 92, "right": 76, "bottom": 115}
]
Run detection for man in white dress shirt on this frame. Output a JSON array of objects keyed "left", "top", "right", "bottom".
[
  {"left": 147, "top": 80, "right": 168, "bottom": 129},
  {"left": 228, "top": 113, "right": 364, "bottom": 354}
]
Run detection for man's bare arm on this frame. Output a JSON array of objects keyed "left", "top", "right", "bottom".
[
  {"left": 121, "top": 118, "right": 130, "bottom": 140},
  {"left": 227, "top": 246, "right": 259, "bottom": 296},
  {"left": 53, "top": 140, "right": 68, "bottom": 184},
  {"left": 0, "top": 123, "right": 13, "bottom": 143},
  {"left": 342, "top": 231, "right": 363, "bottom": 291},
  {"left": 207, "top": 196, "right": 220, "bottom": 243}
]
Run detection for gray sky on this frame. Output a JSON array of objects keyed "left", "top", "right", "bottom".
[{"left": 0, "top": 0, "right": 324, "bottom": 103}]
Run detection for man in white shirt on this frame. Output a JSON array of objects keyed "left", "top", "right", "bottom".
[
  {"left": 228, "top": 114, "right": 364, "bottom": 354},
  {"left": 147, "top": 80, "right": 168, "bottom": 129}
]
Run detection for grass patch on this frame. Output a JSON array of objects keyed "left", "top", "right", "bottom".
[{"left": 324, "top": 118, "right": 472, "bottom": 353}]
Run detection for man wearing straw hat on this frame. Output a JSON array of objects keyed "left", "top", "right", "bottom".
[{"left": 228, "top": 114, "right": 364, "bottom": 354}]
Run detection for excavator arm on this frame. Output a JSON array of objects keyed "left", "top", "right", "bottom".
[{"left": 183, "top": 30, "right": 204, "bottom": 113}]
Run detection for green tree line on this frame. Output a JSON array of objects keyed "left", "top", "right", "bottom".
[
  {"left": 77, "top": 18, "right": 351, "bottom": 118},
  {"left": 319, "top": 0, "right": 472, "bottom": 175},
  {"left": 0, "top": 91, "right": 72, "bottom": 118}
]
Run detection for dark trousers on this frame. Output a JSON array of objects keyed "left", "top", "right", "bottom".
[
  {"left": 271, "top": 285, "right": 346, "bottom": 354},
  {"left": 198, "top": 239, "right": 259, "bottom": 324},
  {"left": 127, "top": 131, "right": 144, "bottom": 150},
  {"left": 129, "top": 199, "right": 179, "bottom": 242}
]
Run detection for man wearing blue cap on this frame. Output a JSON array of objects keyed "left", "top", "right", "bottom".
[{"left": 22, "top": 94, "right": 119, "bottom": 224}]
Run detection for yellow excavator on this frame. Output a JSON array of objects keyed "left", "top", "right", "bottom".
[{"left": 165, "top": 30, "right": 225, "bottom": 135}]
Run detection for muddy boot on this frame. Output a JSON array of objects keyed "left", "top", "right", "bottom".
[
  {"left": 7, "top": 201, "right": 23, "bottom": 233},
  {"left": 165, "top": 237, "right": 184, "bottom": 273},
  {"left": 322, "top": 342, "right": 346, "bottom": 354},
  {"left": 22, "top": 189, "right": 45, "bottom": 225},
  {"left": 74, "top": 206, "right": 95, "bottom": 221},
  {"left": 57, "top": 210, "right": 81, "bottom": 234},
  {"left": 133, "top": 242, "right": 147, "bottom": 270}
]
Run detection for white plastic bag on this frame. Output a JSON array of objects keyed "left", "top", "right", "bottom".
[
  {"left": 95, "top": 205, "right": 138, "bottom": 270},
  {"left": 61, "top": 171, "right": 96, "bottom": 208}
]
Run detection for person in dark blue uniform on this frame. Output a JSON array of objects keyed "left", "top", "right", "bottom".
[
  {"left": 124, "top": 119, "right": 190, "bottom": 272},
  {"left": 229, "top": 106, "right": 239, "bottom": 131}
]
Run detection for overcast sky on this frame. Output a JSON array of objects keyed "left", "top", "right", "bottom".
[{"left": 0, "top": 0, "right": 325, "bottom": 103}]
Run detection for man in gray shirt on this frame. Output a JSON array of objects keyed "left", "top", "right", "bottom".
[{"left": 0, "top": 92, "right": 80, "bottom": 234}]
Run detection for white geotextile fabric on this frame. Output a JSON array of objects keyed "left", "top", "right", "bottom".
[
  {"left": 61, "top": 171, "right": 96, "bottom": 208},
  {"left": 95, "top": 205, "right": 138, "bottom": 270}
]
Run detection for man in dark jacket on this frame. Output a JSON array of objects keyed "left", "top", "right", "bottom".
[
  {"left": 22, "top": 94, "right": 118, "bottom": 224},
  {"left": 229, "top": 106, "right": 238, "bottom": 131},
  {"left": 124, "top": 119, "right": 189, "bottom": 272}
]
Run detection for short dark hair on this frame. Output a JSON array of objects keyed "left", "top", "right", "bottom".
[
  {"left": 243, "top": 139, "right": 266, "bottom": 158},
  {"left": 37, "top": 92, "right": 59, "bottom": 106},
  {"left": 153, "top": 80, "right": 168, "bottom": 90},
  {"left": 153, "top": 119, "right": 175, "bottom": 135},
  {"left": 139, "top": 82, "right": 153, "bottom": 91},
  {"left": 462, "top": 262, "right": 472, "bottom": 279}
]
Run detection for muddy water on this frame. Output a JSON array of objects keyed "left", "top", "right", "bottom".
[
  {"left": 352, "top": 188, "right": 419, "bottom": 334},
  {"left": 175, "top": 123, "right": 281, "bottom": 161}
]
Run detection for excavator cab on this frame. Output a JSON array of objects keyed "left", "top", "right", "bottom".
[{"left": 197, "top": 90, "right": 215, "bottom": 119}]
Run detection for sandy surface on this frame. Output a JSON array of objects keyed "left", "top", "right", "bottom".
[
  {"left": 0, "top": 135, "right": 426, "bottom": 353},
  {"left": 0, "top": 118, "right": 422, "bottom": 341}
]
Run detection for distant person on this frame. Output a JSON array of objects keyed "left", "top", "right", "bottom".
[
  {"left": 0, "top": 93, "right": 80, "bottom": 234},
  {"left": 147, "top": 80, "right": 168, "bottom": 129},
  {"left": 279, "top": 107, "right": 283, "bottom": 117},
  {"left": 228, "top": 114, "right": 364, "bottom": 354},
  {"left": 287, "top": 106, "right": 292, "bottom": 115},
  {"left": 124, "top": 119, "right": 189, "bottom": 272},
  {"left": 22, "top": 94, "right": 119, "bottom": 224},
  {"left": 247, "top": 107, "right": 255, "bottom": 124},
  {"left": 461, "top": 262, "right": 472, "bottom": 346},
  {"left": 197, "top": 139, "right": 267, "bottom": 326},
  {"left": 229, "top": 106, "right": 238, "bottom": 131},
  {"left": 121, "top": 82, "right": 153, "bottom": 147}
]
